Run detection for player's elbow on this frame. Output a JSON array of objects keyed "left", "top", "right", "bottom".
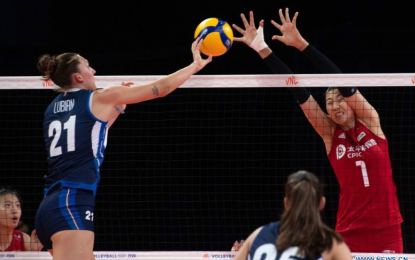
[{"left": 156, "top": 77, "right": 174, "bottom": 98}]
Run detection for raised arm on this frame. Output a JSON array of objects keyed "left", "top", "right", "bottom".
[
  {"left": 271, "top": 8, "right": 383, "bottom": 138},
  {"left": 91, "top": 38, "right": 212, "bottom": 122},
  {"left": 232, "top": 11, "right": 292, "bottom": 72},
  {"left": 341, "top": 89, "right": 384, "bottom": 138},
  {"left": 233, "top": 11, "right": 335, "bottom": 152}
]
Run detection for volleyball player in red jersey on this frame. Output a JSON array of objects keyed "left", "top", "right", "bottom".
[
  {"left": 0, "top": 188, "right": 43, "bottom": 251},
  {"left": 233, "top": 9, "right": 403, "bottom": 253},
  {"left": 2, "top": 230, "right": 26, "bottom": 252}
]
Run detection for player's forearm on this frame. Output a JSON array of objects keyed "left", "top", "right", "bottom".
[
  {"left": 102, "top": 62, "right": 198, "bottom": 106},
  {"left": 301, "top": 44, "right": 342, "bottom": 73},
  {"left": 262, "top": 51, "right": 310, "bottom": 104},
  {"left": 262, "top": 51, "right": 293, "bottom": 74},
  {"left": 258, "top": 47, "right": 272, "bottom": 59},
  {"left": 157, "top": 62, "right": 199, "bottom": 96},
  {"left": 301, "top": 45, "right": 357, "bottom": 98}
]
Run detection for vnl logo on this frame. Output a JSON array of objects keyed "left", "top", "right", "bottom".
[
  {"left": 411, "top": 76, "right": 415, "bottom": 84},
  {"left": 286, "top": 76, "right": 298, "bottom": 85},
  {"left": 42, "top": 79, "right": 55, "bottom": 87}
]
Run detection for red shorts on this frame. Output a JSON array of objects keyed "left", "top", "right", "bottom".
[{"left": 339, "top": 224, "right": 403, "bottom": 253}]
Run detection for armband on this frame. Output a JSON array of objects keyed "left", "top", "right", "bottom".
[{"left": 116, "top": 106, "right": 125, "bottom": 114}]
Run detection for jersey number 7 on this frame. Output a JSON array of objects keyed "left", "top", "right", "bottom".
[{"left": 356, "top": 160, "right": 370, "bottom": 187}]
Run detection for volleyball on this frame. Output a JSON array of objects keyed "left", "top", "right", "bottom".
[{"left": 194, "top": 18, "right": 233, "bottom": 57}]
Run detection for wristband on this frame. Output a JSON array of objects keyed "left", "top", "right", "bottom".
[
  {"left": 116, "top": 106, "right": 125, "bottom": 114},
  {"left": 250, "top": 26, "right": 268, "bottom": 52}
]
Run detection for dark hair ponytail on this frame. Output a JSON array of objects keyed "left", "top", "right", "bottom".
[
  {"left": 276, "top": 171, "right": 343, "bottom": 259},
  {"left": 38, "top": 53, "right": 80, "bottom": 89}
]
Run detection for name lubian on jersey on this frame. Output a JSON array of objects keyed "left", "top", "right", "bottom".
[
  {"left": 336, "top": 139, "right": 378, "bottom": 160},
  {"left": 54, "top": 99, "right": 75, "bottom": 113}
]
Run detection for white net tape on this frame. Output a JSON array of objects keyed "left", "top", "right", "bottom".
[
  {"left": 0, "top": 74, "right": 415, "bottom": 89},
  {"left": 0, "top": 252, "right": 414, "bottom": 260}
]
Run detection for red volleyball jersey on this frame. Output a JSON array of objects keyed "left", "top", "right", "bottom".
[
  {"left": 327, "top": 120, "right": 403, "bottom": 232},
  {"left": 4, "top": 230, "right": 26, "bottom": 251}
]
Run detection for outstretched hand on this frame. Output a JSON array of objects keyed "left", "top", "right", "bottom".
[
  {"left": 231, "top": 240, "right": 245, "bottom": 252},
  {"left": 271, "top": 8, "right": 308, "bottom": 51},
  {"left": 232, "top": 11, "right": 269, "bottom": 53},
  {"left": 232, "top": 11, "right": 264, "bottom": 47},
  {"left": 192, "top": 38, "right": 213, "bottom": 72}
]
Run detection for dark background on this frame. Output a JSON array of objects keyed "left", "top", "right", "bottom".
[{"left": 1, "top": 0, "right": 415, "bottom": 253}]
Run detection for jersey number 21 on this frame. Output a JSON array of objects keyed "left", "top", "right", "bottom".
[{"left": 48, "top": 116, "right": 76, "bottom": 157}]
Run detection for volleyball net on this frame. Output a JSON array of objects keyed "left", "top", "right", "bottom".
[
  {"left": 0, "top": 74, "right": 414, "bottom": 254},
  {"left": 1, "top": 74, "right": 415, "bottom": 89}
]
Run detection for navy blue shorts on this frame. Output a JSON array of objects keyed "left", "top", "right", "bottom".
[{"left": 35, "top": 187, "right": 95, "bottom": 250}]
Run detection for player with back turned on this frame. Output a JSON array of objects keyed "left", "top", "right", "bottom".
[
  {"left": 233, "top": 171, "right": 352, "bottom": 260},
  {"left": 34, "top": 38, "right": 212, "bottom": 260}
]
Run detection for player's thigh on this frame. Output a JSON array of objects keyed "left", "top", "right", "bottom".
[
  {"left": 341, "top": 225, "right": 403, "bottom": 253},
  {"left": 51, "top": 230, "right": 95, "bottom": 260},
  {"left": 35, "top": 187, "right": 96, "bottom": 251},
  {"left": 379, "top": 224, "right": 403, "bottom": 253}
]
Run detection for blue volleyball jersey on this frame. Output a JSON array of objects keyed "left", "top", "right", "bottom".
[
  {"left": 43, "top": 89, "right": 108, "bottom": 196},
  {"left": 249, "top": 222, "right": 322, "bottom": 260}
]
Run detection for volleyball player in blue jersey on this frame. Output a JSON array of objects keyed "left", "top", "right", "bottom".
[
  {"left": 233, "top": 171, "right": 351, "bottom": 260},
  {"left": 34, "top": 38, "right": 212, "bottom": 260}
]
